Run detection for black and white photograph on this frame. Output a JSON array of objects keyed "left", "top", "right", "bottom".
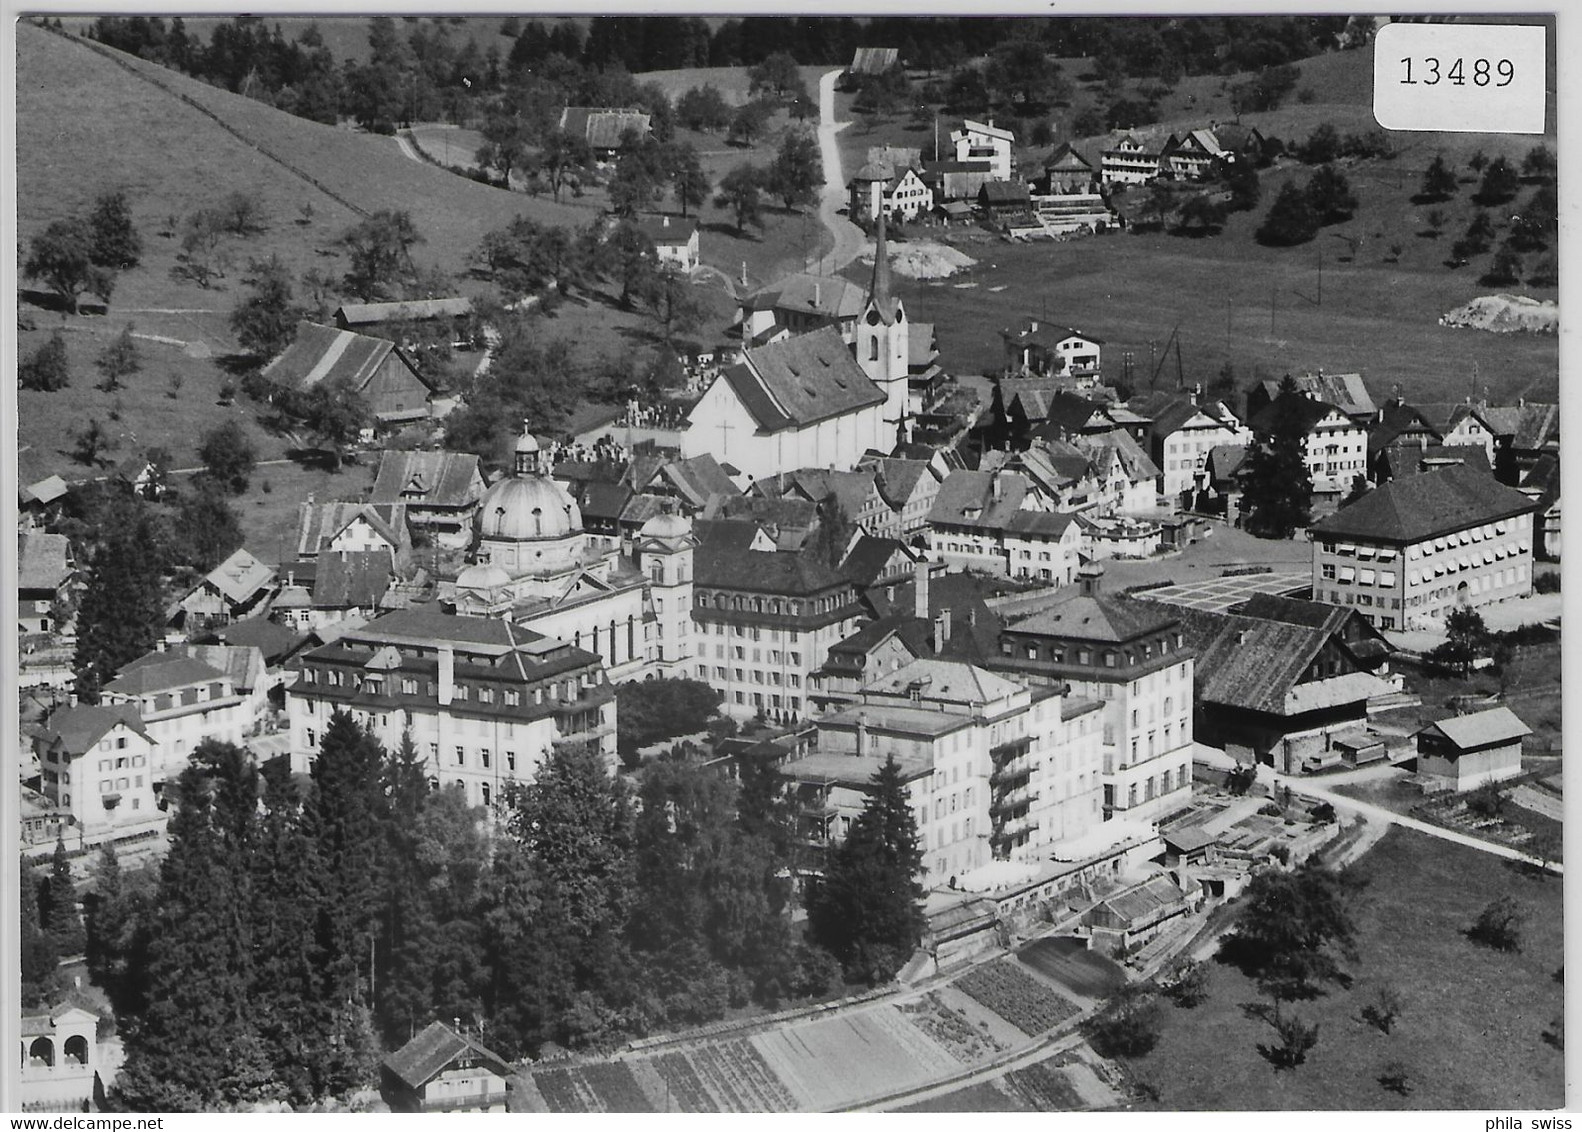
[{"left": 5, "top": 6, "right": 1566, "bottom": 1116}]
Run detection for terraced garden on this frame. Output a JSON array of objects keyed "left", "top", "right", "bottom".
[{"left": 954, "top": 959, "right": 1082, "bottom": 1037}]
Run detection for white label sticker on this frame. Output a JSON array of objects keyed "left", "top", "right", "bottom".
[{"left": 1374, "top": 22, "right": 1547, "bottom": 134}]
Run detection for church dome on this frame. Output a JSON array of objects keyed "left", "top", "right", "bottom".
[
  {"left": 478, "top": 476, "right": 582, "bottom": 541},
  {"left": 455, "top": 562, "right": 511, "bottom": 591},
  {"left": 639, "top": 511, "right": 691, "bottom": 542},
  {"left": 514, "top": 424, "right": 541, "bottom": 456}
]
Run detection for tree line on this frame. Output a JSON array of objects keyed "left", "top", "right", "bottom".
[{"left": 85, "top": 715, "right": 928, "bottom": 1109}]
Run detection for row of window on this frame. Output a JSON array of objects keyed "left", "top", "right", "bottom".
[
  {"left": 99, "top": 776, "right": 141, "bottom": 793},
  {"left": 1003, "top": 634, "right": 1184, "bottom": 667},
  {"left": 701, "top": 621, "right": 802, "bottom": 645},
  {"left": 97, "top": 755, "right": 144, "bottom": 771},
  {"left": 694, "top": 591, "right": 847, "bottom": 617},
  {"left": 302, "top": 669, "right": 590, "bottom": 706},
  {"left": 730, "top": 690, "right": 801, "bottom": 713},
  {"left": 701, "top": 664, "right": 805, "bottom": 688},
  {"left": 711, "top": 644, "right": 805, "bottom": 666}
]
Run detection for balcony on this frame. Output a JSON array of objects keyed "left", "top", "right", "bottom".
[
  {"left": 991, "top": 816, "right": 1039, "bottom": 847},
  {"left": 990, "top": 787, "right": 1039, "bottom": 817},
  {"left": 990, "top": 761, "right": 1032, "bottom": 789},
  {"left": 990, "top": 735, "right": 1034, "bottom": 760}
]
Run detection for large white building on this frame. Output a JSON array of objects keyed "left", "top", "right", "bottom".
[
  {"left": 784, "top": 655, "right": 1104, "bottom": 885},
  {"left": 33, "top": 705, "right": 161, "bottom": 841},
  {"left": 951, "top": 118, "right": 1015, "bottom": 181},
  {"left": 286, "top": 608, "right": 617, "bottom": 804},
  {"left": 1308, "top": 465, "right": 1537, "bottom": 631},
  {"left": 682, "top": 216, "right": 911, "bottom": 481},
  {"left": 1246, "top": 388, "right": 1369, "bottom": 497},
  {"left": 100, "top": 652, "right": 257, "bottom": 782}
]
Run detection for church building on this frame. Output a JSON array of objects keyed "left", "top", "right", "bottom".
[
  {"left": 681, "top": 213, "right": 912, "bottom": 482},
  {"left": 446, "top": 424, "right": 696, "bottom": 682}
]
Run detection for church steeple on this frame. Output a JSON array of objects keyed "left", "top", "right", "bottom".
[{"left": 867, "top": 208, "right": 898, "bottom": 326}]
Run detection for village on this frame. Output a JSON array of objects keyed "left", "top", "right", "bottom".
[{"left": 11, "top": 14, "right": 1563, "bottom": 1117}]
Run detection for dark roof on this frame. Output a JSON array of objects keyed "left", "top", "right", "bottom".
[
  {"left": 1266, "top": 372, "right": 1375, "bottom": 416},
  {"left": 1479, "top": 402, "right": 1560, "bottom": 451},
  {"left": 1246, "top": 389, "right": 1348, "bottom": 436},
  {"left": 979, "top": 181, "right": 1031, "bottom": 204},
  {"left": 1147, "top": 398, "right": 1221, "bottom": 439},
  {"left": 1207, "top": 444, "right": 1248, "bottom": 481},
  {"left": 312, "top": 551, "right": 394, "bottom": 610},
  {"left": 1310, "top": 465, "right": 1537, "bottom": 543},
  {"left": 694, "top": 517, "right": 769, "bottom": 554},
  {"left": 840, "top": 534, "right": 910, "bottom": 587},
  {"left": 1000, "top": 322, "right": 1104, "bottom": 350},
  {"left": 202, "top": 617, "right": 301, "bottom": 665},
  {"left": 384, "top": 1021, "right": 512, "bottom": 1091},
  {"left": 103, "top": 654, "right": 227, "bottom": 696},
  {"left": 38, "top": 704, "right": 151, "bottom": 755},
  {"left": 874, "top": 457, "right": 929, "bottom": 507},
  {"left": 263, "top": 321, "right": 434, "bottom": 396},
  {"left": 18, "top": 530, "right": 72, "bottom": 592},
  {"left": 371, "top": 450, "right": 481, "bottom": 508},
  {"left": 715, "top": 327, "right": 884, "bottom": 433},
  {"left": 1006, "top": 586, "right": 1179, "bottom": 644},
  {"left": 928, "top": 469, "right": 1043, "bottom": 532},
  {"left": 661, "top": 453, "right": 740, "bottom": 509},
  {"left": 631, "top": 214, "right": 699, "bottom": 246},
  {"left": 576, "top": 480, "right": 633, "bottom": 522},
  {"left": 1043, "top": 143, "right": 1095, "bottom": 172},
  {"left": 1521, "top": 452, "right": 1561, "bottom": 508},
  {"left": 694, "top": 545, "right": 847, "bottom": 595},
  {"left": 1381, "top": 441, "right": 1494, "bottom": 480},
  {"left": 296, "top": 501, "right": 406, "bottom": 558},
  {"left": 1232, "top": 592, "right": 1349, "bottom": 632}
]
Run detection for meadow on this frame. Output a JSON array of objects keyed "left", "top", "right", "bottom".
[{"left": 1119, "top": 827, "right": 1564, "bottom": 1110}]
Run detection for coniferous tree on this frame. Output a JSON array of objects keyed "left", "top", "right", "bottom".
[
  {"left": 47, "top": 835, "right": 87, "bottom": 958},
  {"left": 114, "top": 743, "right": 274, "bottom": 1111},
  {"left": 89, "top": 189, "right": 143, "bottom": 269},
  {"left": 1256, "top": 180, "right": 1320, "bottom": 246},
  {"left": 1305, "top": 165, "right": 1357, "bottom": 225},
  {"left": 1241, "top": 377, "right": 1313, "bottom": 539},
  {"left": 85, "top": 840, "right": 153, "bottom": 1023},
  {"left": 20, "top": 858, "right": 60, "bottom": 1008},
  {"left": 806, "top": 755, "right": 926, "bottom": 984},
  {"left": 72, "top": 521, "right": 166, "bottom": 703},
  {"left": 1417, "top": 153, "right": 1457, "bottom": 202},
  {"left": 669, "top": 141, "right": 711, "bottom": 218}
]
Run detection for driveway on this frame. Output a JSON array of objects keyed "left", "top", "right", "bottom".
[{"left": 808, "top": 68, "right": 866, "bottom": 277}]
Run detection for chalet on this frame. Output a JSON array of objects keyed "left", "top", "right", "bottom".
[
  {"left": 1160, "top": 129, "right": 1226, "bottom": 179},
  {"left": 1308, "top": 465, "right": 1538, "bottom": 630},
  {"left": 263, "top": 321, "right": 441, "bottom": 425},
  {"left": 295, "top": 501, "right": 411, "bottom": 568},
  {"left": 651, "top": 452, "right": 743, "bottom": 513},
  {"left": 172, "top": 547, "right": 277, "bottom": 631},
  {"left": 333, "top": 297, "right": 473, "bottom": 332},
  {"left": 309, "top": 549, "right": 397, "bottom": 630},
  {"left": 381, "top": 1021, "right": 513, "bottom": 1113},
  {"left": 1043, "top": 143, "right": 1099, "bottom": 193},
  {"left": 1414, "top": 706, "right": 1530, "bottom": 792},
  {"left": 631, "top": 214, "right": 700, "bottom": 273},
  {"left": 736, "top": 273, "right": 868, "bottom": 347},
  {"left": 18, "top": 530, "right": 74, "bottom": 636},
  {"left": 1142, "top": 592, "right": 1396, "bottom": 773},
  {"left": 33, "top": 704, "right": 160, "bottom": 841},
  {"left": 370, "top": 450, "right": 484, "bottom": 550},
  {"left": 951, "top": 119, "right": 1015, "bottom": 180},
  {"left": 978, "top": 180, "right": 1032, "bottom": 222},
  {"left": 1211, "top": 121, "right": 1267, "bottom": 163},
  {"left": 1101, "top": 133, "right": 1163, "bottom": 185},
  {"left": 17, "top": 473, "right": 69, "bottom": 521},
  {"left": 869, "top": 454, "right": 947, "bottom": 536},
  {"left": 999, "top": 320, "right": 1103, "bottom": 380},
  {"left": 559, "top": 106, "right": 651, "bottom": 161}
]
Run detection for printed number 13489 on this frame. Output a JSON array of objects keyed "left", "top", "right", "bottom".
[{"left": 1400, "top": 57, "right": 1515, "bottom": 86}]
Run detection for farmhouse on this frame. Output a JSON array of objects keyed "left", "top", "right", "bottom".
[
  {"left": 295, "top": 500, "right": 411, "bottom": 567},
  {"left": 1042, "top": 143, "right": 1098, "bottom": 193},
  {"left": 172, "top": 547, "right": 277, "bottom": 631},
  {"left": 1160, "top": 128, "right": 1226, "bottom": 179},
  {"left": 848, "top": 162, "right": 934, "bottom": 224},
  {"left": 1101, "top": 133, "right": 1163, "bottom": 185},
  {"left": 1414, "top": 706, "right": 1530, "bottom": 792},
  {"left": 631, "top": 213, "right": 701, "bottom": 273},
  {"left": 370, "top": 449, "right": 485, "bottom": 550},
  {"left": 558, "top": 106, "right": 651, "bottom": 161},
  {"left": 1000, "top": 320, "right": 1103, "bottom": 380},
  {"left": 1308, "top": 465, "right": 1538, "bottom": 630},
  {"left": 264, "top": 321, "right": 441, "bottom": 424},
  {"left": 920, "top": 159, "right": 998, "bottom": 203},
  {"left": 381, "top": 1021, "right": 513, "bottom": 1113}
]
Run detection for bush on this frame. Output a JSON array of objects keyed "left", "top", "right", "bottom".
[
  {"left": 1379, "top": 1059, "right": 1412, "bottom": 1095},
  {"left": 1086, "top": 984, "right": 1162, "bottom": 1057},
  {"left": 1258, "top": 1010, "right": 1319, "bottom": 1069},
  {"left": 1468, "top": 895, "right": 1524, "bottom": 952},
  {"left": 1534, "top": 571, "right": 1561, "bottom": 594},
  {"left": 1159, "top": 957, "right": 1209, "bottom": 1007},
  {"left": 1360, "top": 983, "right": 1404, "bottom": 1034}
]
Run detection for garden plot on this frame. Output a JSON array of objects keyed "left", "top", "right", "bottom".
[
  {"left": 1004, "top": 1061, "right": 1086, "bottom": 1110},
  {"left": 685, "top": 1039, "right": 799, "bottom": 1112},
  {"left": 953, "top": 958, "right": 1081, "bottom": 1037},
  {"left": 750, "top": 1005, "right": 957, "bottom": 1110},
  {"left": 898, "top": 988, "right": 1020, "bottom": 1063}
]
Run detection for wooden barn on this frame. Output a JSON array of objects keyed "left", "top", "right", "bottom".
[{"left": 263, "top": 320, "right": 440, "bottom": 425}]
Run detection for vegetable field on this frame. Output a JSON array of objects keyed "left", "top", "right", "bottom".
[{"left": 954, "top": 959, "right": 1081, "bottom": 1036}]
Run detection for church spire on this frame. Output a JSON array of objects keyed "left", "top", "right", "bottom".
[{"left": 867, "top": 207, "right": 897, "bottom": 326}]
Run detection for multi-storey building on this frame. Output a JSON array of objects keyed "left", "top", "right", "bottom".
[
  {"left": 950, "top": 118, "right": 1015, "bottom": 180},
  {"left": 1101, "top": 134, "right": 1163, "bottom": 185},
  {"left": 33, "top": 704, "right": 160, "bottom": 841},
  {"left": 100, "top": 652, "right": 253, "bottom": 781},
  {"left": 926, "top": 468, "right": 1081, "bottom": 582},
  {"left": 1245, "top": 388, "right": 1369, "bottom": 498},
  {"left": 1308, "top": 465, "right": 1537, "bottom": 630},
  {"left": 691, "top": 533, "right": 866, "bottom": 724},
  {"left": 993, "top": 568, "right": 1195, "bottom": 826},
  {"left": 287, "top": 608, "right": 616, "bottom": 802},
  {"left": 783, "top": 655, "right": 1103, "bottom": 885},
  {"left": 1139, "top": 395, "right": 1252, "bottom": 499}
]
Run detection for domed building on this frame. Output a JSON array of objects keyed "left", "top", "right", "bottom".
[{"left": 447, "top": 421, "right": 696, "bottom": 682}]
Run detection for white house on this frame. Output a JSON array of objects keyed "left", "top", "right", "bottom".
[
  {"left": 632, "top": 214, "right": 701, "bottom": 273},
  {"left": 33, "top": 704, "right": 161, "bottom": 842},
  {"left": 951, "top": 119, "right": 1015, "bottom": 181}
]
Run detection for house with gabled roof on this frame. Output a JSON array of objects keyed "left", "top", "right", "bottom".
[
  {"left": 295, "top": 500, "right": 412, "bottom": 568},
  {"left": 951, "top": 118, "right": 1015, "bottom": 180},
  {"left": 370, "top": 450, "right": 484, "bottom": 550},
  {"left": 1415, "top": 706, "right": 1530, "bottom": 792},
  {"left": 1246, "top": 388, "right": 1368, "bottom": 499},
  {"left": 101, "top": 650, "right": 252, "bottom": 780},
  {"left": 1160, "top": 128, "right": 1226, "bottom": 179},
  {"left": 1480, "top": 400, "right": 1559, "bottom": 474},
  {"left": 559, "top": 106, "right": 651, "bottom": 161},
  {"left": 1251, "top": 371, "right": 1378, "bottom": 425},
  {"left": 33, "top": 704, "right": 160, "bottom": 840},
  {"left": 849, "top": 162, "right": 934, "bottom": 225},
  {"left": 1000, "top": 319, "right": 1103, "bottom": 380},
  {"left": 262, "top": 321, "right": 440, "bottom": 424},
  {"left": 1412, "top": 401, "right": 1501, "bottom": 465},
  {"left": 848, "top": 45, "right": 900, "bottom": 76},
  {"left": 925, "top": 467, "right": 1080, "bottom": 582},
  {"left": 1043, "top": 143, "right": 1099, "bottom": 194},
  {"left": 1101, "top": 132, "right": 1163, "bottom": 185},
  {"left": 1308, "top": 465, "right": 1538, "bottom": 630},
  {"left": 381, "top": 1020, "right": 512, "bottom": 1113},
  {"left": 173, "top": 547, "right": 277, "bottom": 631},
  {"left": 631, "top": 213, "right": 701, "bottom": 273},
  {"left": 1140, "top": 395, "right": 1253, "bottom": 499},
  {"left": 18, "top": 530, "right": 75, "bottom": 638},
  {"left": 651, "top": 452, "right": 743, "bottom": 513},
  {"left": 1518, "top": 452, "right": 1560, "bottom": 560},
  {"left": 310, "top": 549, "right": 398, "bottom": 631},
  {"left": 867, "top": 453, "right": 947, "bottom": 535},
  {"left": 737, "top": 272, "right": 869, "bottom": 348}
]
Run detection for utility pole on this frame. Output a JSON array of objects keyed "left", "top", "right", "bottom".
[{"left": 1317, "top": 249, "right": 1323, "bottom": 307}]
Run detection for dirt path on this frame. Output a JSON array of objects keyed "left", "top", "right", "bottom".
[{"left": 808, "top": 67, "right": 865, "bottom": 277}]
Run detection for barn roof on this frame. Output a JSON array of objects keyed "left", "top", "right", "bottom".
[
  {"left": 1416, "top": 706, "right": 1532, "bottom": 749},
  {"left": 559, "top": 106, "right": 651, "bottom": 150},
  {"left": 18, "top": 530, "right": 72, "bottom": 592},
  {"left": 202, "top": 548, "right": 276, "bottom": 605},
  {"left": 384, "top": 1021, "right": 513, "bottom": 1091},
  {"left": 263, "top": 321, "right": 435, "bottom": 397},
  {"left": 371, "top": 450, "right": 482, "bottom": 508},
  {"left": 849, "top": 46, "right": 899, "bottom": 74},
  {"left": 334, "top": 297, "right": 471, "bottom": 325}
]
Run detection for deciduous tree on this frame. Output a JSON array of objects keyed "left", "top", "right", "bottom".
[
  {"left": 25, "top": 219, "right": 116, "bottom": 313},
  {"left": 89, "top": 189, "right": 143, "bottom": 269},
  {"left": 715, "top": 163, "right": 766, "bottom": 235},
  {"left": 769, "top": 128, "right": 823, "bottom": 211},
  {"left": 1219, "top": 861, "right": 1358, "bottom": 1001},
  {"left": 231, "top": 255, "right": 303, "bottom": 358},
  {"left": 95, "top": 324, "right": 143, "bottom": 392},
  {"left": 669, "top": 141, "right": 711, "bottom": 218},
  {"left": 19, "top": 330, "right": 71, "bottom": 391},
  {"left": 198, "top": 420, "right": 258, "bottom": 494},
  {"left": 1417, "top": 154, "right": 1457, "bottom": 202}
]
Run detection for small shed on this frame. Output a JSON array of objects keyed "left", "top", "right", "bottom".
[
  {"left": 1414, "top": 706, "right": 1531, "bottom": 792},
  {"left": 1160, "top": 823, "right": 1219, "bottom": 866}
]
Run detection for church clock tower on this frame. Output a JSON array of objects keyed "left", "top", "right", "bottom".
[{"left": 856, "top": 209, "right": 911, "bottom": 445}]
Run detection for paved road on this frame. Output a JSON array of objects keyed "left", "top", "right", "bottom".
[{"left": 807, "top": 68, "right": 866, "bottom": 277}]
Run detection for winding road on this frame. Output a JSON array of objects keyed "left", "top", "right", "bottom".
[{"left": 807, "top": 67, "right": 867, "bottom": 277}]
